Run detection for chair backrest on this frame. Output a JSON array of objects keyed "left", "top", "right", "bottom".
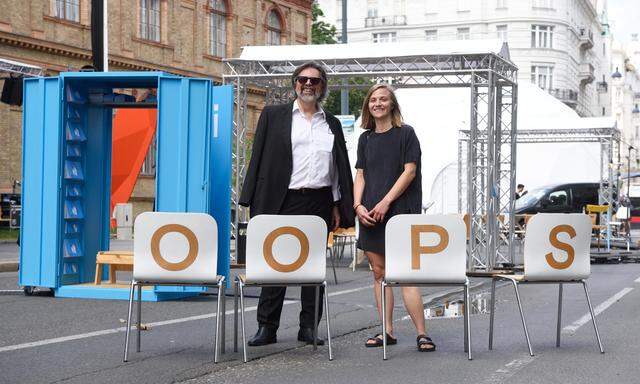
[
  {"left": 385, "top": 214, "right": 467, "bottom": 284},
  {"left": 246, "top": 215, "right": 327, "bottom": 283},
  {"left": 523, "top": 213, "right": 591, "bottom": 281},
  {"left": 133, "top": 212, "right": 218, "bottom": 283},
  {"left": 616, "top": 206, "right": 630, "bottom": 220}
]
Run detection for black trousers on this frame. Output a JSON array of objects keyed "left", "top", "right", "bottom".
[{"left": 256, "top": 187, "right": 333, "bottom": 330}]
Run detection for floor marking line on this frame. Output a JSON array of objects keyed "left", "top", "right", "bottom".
[
  {"left": 0, "top": 284, "right": 373, "bottom": 354},
  {"left": 562, "top": 287, "right": 634, "bottom": 334},
  {"left": 634, "top": 276, "right": 640, "bottom": 283}
]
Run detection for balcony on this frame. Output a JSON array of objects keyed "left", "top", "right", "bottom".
[
  {"left": 548, "top": 88, "right": 578, "bottom": 108},
  {"left": 364, "top": 15, "right": 407, "bottom": 28},
  {"left": 579, "top": 62, "right": 595, "bottom": 84},
  {"left": 578, "top": 28, "right": 594, "bottom": 50}
]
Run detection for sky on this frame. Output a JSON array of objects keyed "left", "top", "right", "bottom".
[{"left": 608, "top": 0, "right": 640, "bottom": 44}]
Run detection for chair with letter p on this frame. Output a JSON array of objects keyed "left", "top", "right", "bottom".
[
  {"left": 488, "top": 213, "right": 604, "bottom": 356},
  {"left": 382, "top": 214, "right": 471, "bottom": 360}
]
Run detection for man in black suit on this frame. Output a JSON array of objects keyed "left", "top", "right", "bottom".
[{"left": 239, "top": 62, "right": 355, "bottom": 346}]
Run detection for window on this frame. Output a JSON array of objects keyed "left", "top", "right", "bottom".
[
  {"left": 54, "top": 0, "right": 79, "bottom": 22},
  {"left": 425, "top": 30, "right": 438, "bottom": 41},
  {"left": 496, "top": 0, "right": 507, "bottom": 8},
  {"left": 267, "top": 10, "right": 282, "bottom": 45},
  {"left": 496, "top": 25, "right": 507, "bottom": 41},
  {"left": 458, "top": 0, "right": 470, "bottom": 11},
  {"left": 533, "top": 0, "right": 553, "bottom": 8},
  {"left": 531, "top": 25, "right": 553, "bottom": 48},
  {"left": 457, "top": 27, "right": 470, "bottom": 40},
  {"left": 531, "top": 65, "right": 554, "bottom": 90},
  {"left": 140, "top": 0, "right": 160, "bottom": 42},
  {"left": 209, "top": 0, "right": 226, "bottom": 57},
  {"left": 367, "top": 8, "right": 378, "bottom": 18},
  {"left": 372, "top": 32, "right": 396, "bottom": 43},
  {"left": 547, "top": 189, "right": 568, "bottom": 207},
  {"left": 140, "top": 134, "right": 157, "bottom": 176}
]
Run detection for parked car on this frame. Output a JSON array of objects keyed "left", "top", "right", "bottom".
[{"left": 514, "top": 182, "right": 602, "bottom": 214}]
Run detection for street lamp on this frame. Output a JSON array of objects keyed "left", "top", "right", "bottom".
[
  {"left": 628, "top": 145, "right": 635, "bottom": 199},
  {"left": 612, "top": 67, "right": 622, "bottom": 79}
]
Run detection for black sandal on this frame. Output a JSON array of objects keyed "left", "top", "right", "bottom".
[
  {"left": 365, "top": 333, "right": 397, "bottom": 347},
  {"left": 417, "top": 334, "right": 436, "bottom": 352}
]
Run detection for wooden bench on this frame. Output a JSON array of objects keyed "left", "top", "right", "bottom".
[{"left": 95, "top": 251, "right": 133, "bottom": 285}]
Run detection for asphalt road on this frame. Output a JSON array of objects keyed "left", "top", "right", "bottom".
[{"left": 1, "top": 260, "right": 640, "bottom": 384}]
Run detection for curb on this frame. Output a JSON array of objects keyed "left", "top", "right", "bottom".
[
  {"left": 0, "top": 240, "right": 19, "bottom": 245},
  {"left": 0, "top": 261, "right": 19, "bottom": 272}
]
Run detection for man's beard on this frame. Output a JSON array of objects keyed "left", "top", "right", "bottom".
[{"left": 296, "top": 88, "right": 321, "bottom": 103}]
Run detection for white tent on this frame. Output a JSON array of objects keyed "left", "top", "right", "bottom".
[{"left": 345, "top": 82, "right": 615, "bottom": 213}]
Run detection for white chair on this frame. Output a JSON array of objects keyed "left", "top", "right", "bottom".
[
  {"left": 382, "top": 214, "right": 472, "bottom": 360},
  {"left": 233, "top": 215, "right": 333, "bottom": 362},
  {"left": 123, "top": 212, "right": 225, "bottom": 362},
  {"left": 488, "top": 213, "right": 604, "bottom": 356}
]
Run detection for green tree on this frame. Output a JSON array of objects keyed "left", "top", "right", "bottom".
[
  {"left": 311, "top": 2, "right": 371, "bottom": 118},
  {"left": 311, "top": 3, "right": 338, "bottom": 44}
]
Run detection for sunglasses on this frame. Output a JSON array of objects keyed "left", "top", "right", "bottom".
[{"left": 296, "top": 76, "right": 322, "bottom": 86}]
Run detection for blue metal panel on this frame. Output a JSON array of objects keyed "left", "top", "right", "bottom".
[
  {"left": 209, "top": 85, "right": 233, "bottom": 284},
  {"left": 156, "top": 77, "right": 211, "bottom": 213},
  {"left": 20, "top": 78, "right": 63, "bottom": 288}
]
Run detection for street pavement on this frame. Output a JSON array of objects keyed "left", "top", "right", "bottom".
[{"left": 1, "top": 255, "right": 640, "bottom": 384}]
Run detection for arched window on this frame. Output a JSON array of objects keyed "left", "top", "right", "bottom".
[
  {"left": 266, "top": 10, "right": 282, "bottom": 46},
  {"left": 209, "top": 0, "right": 227, "bottom": 57}
]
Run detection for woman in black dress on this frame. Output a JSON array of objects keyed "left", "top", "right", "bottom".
[{"left": 354, "top": 84, "right": 434, "bottom": 352}]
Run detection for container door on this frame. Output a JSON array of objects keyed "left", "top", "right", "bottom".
[
  {"left": 156, "top": 77, "right": 211, "bottom": 212},
  {"left": 19, "top": 78, "right": 63, "bottom": 288},
  {"left": 209, "top": 85, "right": 233, "bottom": 283}
]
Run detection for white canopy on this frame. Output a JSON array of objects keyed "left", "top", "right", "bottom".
[{"left": 237, "top": 39, "right": 510, "bottom": 62}]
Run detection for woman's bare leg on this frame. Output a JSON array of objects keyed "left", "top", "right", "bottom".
[
  {"left": 366, "top": 251, "right": 394, "bottom": 336},
  {"left": 401, "top": 286, "right": 426, "bottom": 336}
]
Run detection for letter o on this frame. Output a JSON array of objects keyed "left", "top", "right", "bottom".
[
  {"left": 150, "top": 224, "right": 199, "bottom": 271},
  {"left": 263, "top": 226, "right": 309, "bottom": 273}
]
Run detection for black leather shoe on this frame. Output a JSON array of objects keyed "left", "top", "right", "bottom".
[
  {"left": 298, "top": 327, "right": 325, "bottom": 345},
  {"left": 248, "top": 326, "right": 277, "bottom": 346}
]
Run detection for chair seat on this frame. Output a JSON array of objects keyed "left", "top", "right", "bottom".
[
  {"left": 240, "top": 273, "right": 325, "bottom": 285},
  {"left": 136, "top": 275, "right": 224, "bottom": 285}
]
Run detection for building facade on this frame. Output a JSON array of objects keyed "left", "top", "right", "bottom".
[
  {"left": 0, "top": 0, "right": 313, "bottom": 218},
  {"left": 319, "top": 0, "right": 608, "bottom": 117},
  {"left": 610, "top": 36, "right": 640, "bottom": 160}
]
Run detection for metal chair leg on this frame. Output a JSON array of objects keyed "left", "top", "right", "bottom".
[
  {"left": 239, "top": 280, "right": 248, "bottom": 363},
  {"left": 234, "top": 277, "right": 238, "bottom": 353},
  {"left": 123, "top": 280, "right": 135, "bottom": 362},
  {"left": 510, "top": 279, "right": 534, "bottom": 356},
  {"left": 313, "top": 285, "right": 320, "bottom": 351},
  {"left": 214, "top": 279, "right": 224, "bottom": 363},
  {"left": 556, "top": 283, "right": 563, "bottom": 348},
  {"left": 220, "top": 285, "right": 226, "bottom": 355},
  {"left": 381, "top": 280, "right": 387, "bottom": 360},
  {"left": 329, "top": 248, "right": 338, "bottom": 285},
  {"left": 464, "top": 282, "right": 472, "bottom": 360},
  {"left": 136, "top": 284, "right": 142, "bottom": 353},
  {"left": 582, "top": 280, "right": 605, "bottom": 353},
  {"left": 489, "top": 278, "right": 496, "bottom": 350},
  {"left": 323, "top": 281, "right": 333, "bottom": 361}
]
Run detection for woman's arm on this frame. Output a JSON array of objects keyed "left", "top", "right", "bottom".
[
  {"left": 354, "top": 169, "right": 376, "bottom": 227},
  {"left": 370, "top": 162, "right": 417, "bottom": 222}
]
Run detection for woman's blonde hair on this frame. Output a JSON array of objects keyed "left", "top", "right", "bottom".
[{"left": 360, "top": 83, "right": 403, "bottom": 130}]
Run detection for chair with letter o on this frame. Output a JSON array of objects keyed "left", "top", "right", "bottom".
[
  {"left": 233, "top": 215, "right": 333, "bottom": 362},
  {"left": 122, "top": 212, "right": 225, "bottom": 363}
]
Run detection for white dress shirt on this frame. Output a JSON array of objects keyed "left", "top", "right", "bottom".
[{"left": 289, "top": 99, "right": 340, "bottom": 202}]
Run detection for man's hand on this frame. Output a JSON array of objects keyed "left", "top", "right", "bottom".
[
  {"left": 331, "top": 205, "right": 341, "bottom": 232},
  {"left": 370, "top": 199, "right": 391, "bottom": 222},
  {"left": 356, "top": 205, "right": 376, "bottom": 227}
]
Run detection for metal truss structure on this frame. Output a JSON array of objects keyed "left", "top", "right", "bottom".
[
  {"left": 224, "top": 47, "right": 518, "bottom": 270},
  {"left": 459, "top": 127, "right": 622, "bottom": 253},
  {"left": 0, "top": 57, "right": 43, "bottom": 77}
]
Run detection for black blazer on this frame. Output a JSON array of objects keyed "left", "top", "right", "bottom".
[{"left": 239, "top": 101, "right": 355, "bottom": 228}]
